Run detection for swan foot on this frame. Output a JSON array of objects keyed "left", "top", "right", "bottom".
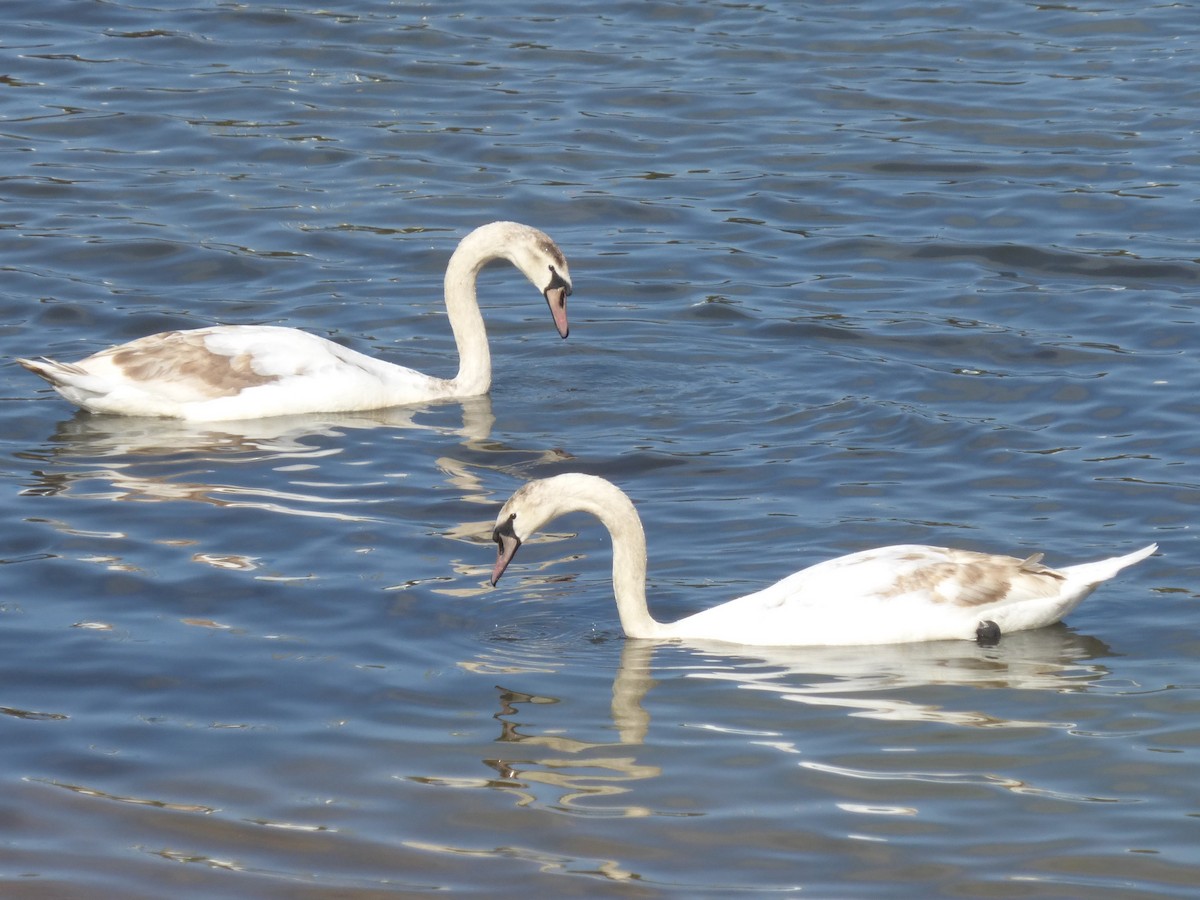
[{"left": 975, "top": 620, "right": 1002, "bottom": 646}]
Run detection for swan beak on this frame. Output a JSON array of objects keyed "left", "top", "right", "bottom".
[
  {"left": 491, "top": 525, "right": 522, "bottom": 586},
  {"left": 544, "top": 274, "right": 571, "bottom": 339}
]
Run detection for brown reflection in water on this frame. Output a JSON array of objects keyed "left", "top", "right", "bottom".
[{"left": 483, "top": 642, "right": 664, "bottom": 816}]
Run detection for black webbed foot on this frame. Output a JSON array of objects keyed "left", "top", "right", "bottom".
[{"left": 975, "top": 620, "right": 1002, "bottom": 646}]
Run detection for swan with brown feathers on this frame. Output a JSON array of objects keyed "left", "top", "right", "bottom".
[
  {"left": 18, "top": 221, "right": 572, "bottom": 422},
  {"left": 489, "top": 474, "right": 1157, "bottom": 647}
]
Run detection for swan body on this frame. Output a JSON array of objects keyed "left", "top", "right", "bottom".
[
  {"left": 18, "top": 221, "right": 572, "bottom": 421},
  {"left": 489, "top": 474, "right": 1157, "bottom": 647}
]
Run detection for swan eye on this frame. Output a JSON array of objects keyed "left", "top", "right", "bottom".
[
  {"left": 545, "top": 266, "right": 572, "bottom": 297},
  {"left": 493, "top": 513, "right": 517, "bottom": 545}
]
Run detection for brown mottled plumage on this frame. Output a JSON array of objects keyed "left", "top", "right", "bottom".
[
  {"left": 877, "top": 550, "right": 1065, "bottom": 607},
  {"left": 105, "top": 331, "right": 276, "bottom": 398}
]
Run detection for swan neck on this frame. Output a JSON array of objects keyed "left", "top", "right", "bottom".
[
  {"left": 589, "top": 486, "right": 669, "bottom": 640},
  {"left": 443, "top": 236, "right": 494, "bottom": 396}
]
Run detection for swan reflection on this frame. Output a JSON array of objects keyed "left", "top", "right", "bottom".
[
  {"left": 457, "top": 627, "right": 1113, "bottom": 815},
  {"left": 25, "top": 395, "right": 496, "bottom": 459},
  {"left": 17, "top": 397, "right": 498, "bottom": 517},
  {"left": 483, "top": 683, "right": 662, "bottom": 815},
  {"left": 672, "top": 625, "right": 1113, "bottom": 727}
]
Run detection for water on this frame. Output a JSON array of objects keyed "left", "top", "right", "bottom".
[{"left": 2, "top": 1, "right": 1197, "bottom": 896}]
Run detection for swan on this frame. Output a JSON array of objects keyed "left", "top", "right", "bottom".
[
  {"left": 17, "top": 221, "right": 572, "bottom": 422},
  {"left": 488, "top": 473, "right": 1157, "bottom": 647}
]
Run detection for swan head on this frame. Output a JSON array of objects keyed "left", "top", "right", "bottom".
[
  {"left": 476, "top": 222, "right": 572, "bottom": 339},
  {"left": 491, "top": 513, "right": 523, "bottom": 586},
  {"left": 488, "top": 474, "right": 635, "bottom": 587},
  {"left": 489, "top": 475, "right": 584, "bottom": 586},
  {"left": 489, "top": 477, "right": 561, "bottom": 586},
  {"left": 519, "top": 235, "right": 571, "bottom": 340}
]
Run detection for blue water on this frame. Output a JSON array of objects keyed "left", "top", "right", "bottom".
[{"left": 2, "top": 2, "right": 1197, "bottom": 896}]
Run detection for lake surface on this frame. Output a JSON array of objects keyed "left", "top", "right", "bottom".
[{"left": 2, "top": 1, "right": 1198, "bottom": 896}]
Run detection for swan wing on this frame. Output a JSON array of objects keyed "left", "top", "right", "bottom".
[
  {"left": 19, "top": 326, "right": 441, "bottom": 420},
  {"left": 670, "top": 545, "right": 1103, "bottom": 646}
]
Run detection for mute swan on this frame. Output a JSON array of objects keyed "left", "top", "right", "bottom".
[
  {"left": 17, "top": 221, "right": 572, "bottom": 422},
  {"left": 489, "top": 473, "right": 1157, "bottom": 647}
]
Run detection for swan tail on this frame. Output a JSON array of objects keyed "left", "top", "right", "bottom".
[
  {"left": 1061, "top": 542, "right": 1157, "bottom": 587},
  {"left": 18, "top": 355, "right": 73, "bottom": 384},
  {"left": 17, "top": 356, "right": 112, "bottom": 408},
  {"left": 18, "top": 356, "right": 89, "bottom": 387}
]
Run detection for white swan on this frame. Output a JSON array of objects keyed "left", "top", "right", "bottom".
[
  {"left": 17, "top": 221, "right": 572, "bottom": 422},
  {"left": 489, "top": 473, "right": 1157, "bottom": 647}
]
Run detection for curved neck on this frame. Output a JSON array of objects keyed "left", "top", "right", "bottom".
[
  {"left": 443, "top": 227, "right": 505, "bottom": 395},
  {"left": 575, "top": 480, "right": 671, "bottom": 640}
]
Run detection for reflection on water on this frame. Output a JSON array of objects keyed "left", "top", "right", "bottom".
[
  {"left": 10, "top": 393, "right": 582, "bottom": 606},
  {"left": 15, "top": 397, "right": 499, "bottom": 518},
  {"left": 34, "top": 777, "right": 217, "bottom": 815},
  {"left": 412, "top": 646, "right": 663, "bottom": 819},
  {"left": 444, "top": 627, "right": 1115, "bottom": 819},
  {"left": 679, "top": 626, "right": 1113, "bottom": 727},
  {"left": 800, "top": 757, "right": 1135, "bottom": 806},
  {"left": 483, "top": 683, "right": 661, "bottom": 816}
]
